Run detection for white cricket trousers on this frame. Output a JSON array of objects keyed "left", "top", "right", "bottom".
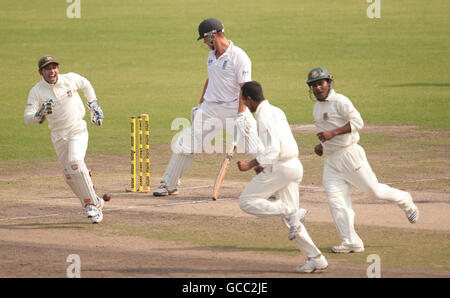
[
  {"left": 162, "top": 101, "right": 252, "bottom": 188},
  {"left": 239, "top": 158, "right": 322, "bottom": 258},
  {"left": 53, "top": 130, "right": 97, "bottom": 207},
  {"left": 323, "top": 143, "right": 414, "bottom": 247}
]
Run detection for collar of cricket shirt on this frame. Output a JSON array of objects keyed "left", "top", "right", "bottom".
[
  {"left": 215, "top": 40, "right": 233, "bottom": 60},
  {"left": 322, "top": 89, "right": 336, "bottom": 102},
  {"left": 254, "top": 99, "right": 269, "bottom": 118},
  {"left": 41, "top": 74, "right": 64, "bottom": 88}
]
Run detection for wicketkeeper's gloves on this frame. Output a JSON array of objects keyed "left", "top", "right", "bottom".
[
  {"left": 35, "top": 98, "right": 55, "bottom": 124},
  {"left": 86, "top": 100, "right": 104, "bottom": 126}
]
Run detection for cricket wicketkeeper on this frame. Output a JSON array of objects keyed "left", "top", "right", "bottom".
[{"left": 24, "top": 55, "right": 106, "bottom": 223}]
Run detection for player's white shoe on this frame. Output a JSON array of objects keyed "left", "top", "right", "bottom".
[
  {"left": 296, "top": 255, "right": 328, "bottom": 273},
  {"left": 285, "top": 208, "right": 308, "bottom": 240},
  {"left": 89, "top": 210, "right": 103, "bottom": 224},
  {"left": 96, "top": 196, "right": 104, "bottom": 210},
  {"left": 86, "top": 202, "right": 103, "bottom": 224},
  {"left": 331, "top": 244, "right": 364, "bottom": 254},
  {"left": 153, "top": 183, "right": 179, "bottom": 197},
  {"left": 405, "top": 204, "right": 419, "bottom": 224}
]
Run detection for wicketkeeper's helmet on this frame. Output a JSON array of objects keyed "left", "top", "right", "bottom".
[{"left": 306, "top": 67, "right": 333, "bottom": 86}]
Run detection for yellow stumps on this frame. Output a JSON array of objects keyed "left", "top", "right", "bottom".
[
  {"left": 130, "top": 114, "right": 150, "bottom": 193},
  {"left": 138, "top": 115, "right": 143, "bottom": 192},
  {"left": 130, "top": 117, "right": 136, "bottom": 192},
  {"left": 144, "top": 114, "right": 150, "bottom": 192}
]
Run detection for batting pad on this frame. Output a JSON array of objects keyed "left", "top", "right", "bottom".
[
  {"left": 162, "top": 153, "right": 194, "bottom": 188},
  {"left": 64, "top": 160, "right": 99, "bottom": 207}
]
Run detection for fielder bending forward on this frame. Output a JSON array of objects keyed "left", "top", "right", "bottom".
[
  {"left": 24, "top": 55, "right": 106, "bottom": 223},
  {"left": 306, "top": 67, "right": 419, "bottom": 253},
  {"left": 237, "top": 81, "right": 328, "bottom": 273},
  {"left": 153, "top": 18, "right": 258, "bottom": 196}
]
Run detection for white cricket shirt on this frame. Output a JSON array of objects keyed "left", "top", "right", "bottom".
[
  {"left": 313, "top": 90, "right": 364, "bottom": 155},
  {"left": 254, "top": 100, "right": 299, "bottom": 166},
  {"left": 203, "top": 41, "right": 251, "bottom": 105},
  {"left": 24, "top": 72, "right": 97, "bottom": 143}
]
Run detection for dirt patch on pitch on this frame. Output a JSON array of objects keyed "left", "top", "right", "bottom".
[
  {"left": 0, "top": 175, "right": 449, "bottom": 278},
  {"left": 0, "top": 125, "right": 449, "bottom": 278}
]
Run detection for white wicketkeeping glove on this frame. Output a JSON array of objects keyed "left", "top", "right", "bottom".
[
  {"left": 86, "top": 100, "right": 104, "bottom": 126},
  {"left": 34, "top": 98, "right": 55, "bottom": 124}
]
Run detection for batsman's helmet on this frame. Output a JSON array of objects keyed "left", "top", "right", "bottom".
[
  {"left": 306, "top": 67, "right": 333, "bottom": 86},
  {"left": 197, "top": 18, "right": 224, "bottom": 40}
]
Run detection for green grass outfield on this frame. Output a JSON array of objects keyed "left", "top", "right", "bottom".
[
  {"left": 0, "top": 0, "right": 449, "bottom": 161},
  {"left": 0, "top": 1, "right": 449, "bottom": 276}
]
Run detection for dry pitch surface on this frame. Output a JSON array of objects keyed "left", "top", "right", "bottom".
[{"left": 0, "top": 126, "right": 449, "bottom": 278}]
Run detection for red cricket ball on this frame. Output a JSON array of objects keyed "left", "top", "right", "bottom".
[{"left": 103, "top": 193, "right": 111, "bottom": 202}]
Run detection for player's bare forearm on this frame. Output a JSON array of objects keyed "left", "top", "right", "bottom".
[
  {"left": 200, "top": 79, "right": 208, "bottom": 105},
  {"left": 317, "top": 122, "right": 351, "bottom": 142},
  {"left": 237, "top": 159, "right": 259, "bottom": 172}
]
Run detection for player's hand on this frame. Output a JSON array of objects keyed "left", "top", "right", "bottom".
[
  {"left": 43, "top": 99, "right": 55, "bottom": 115},
  {"left": 317, "top": 130, "right": 335, "bottom": 142},
  {"left": 254, "top": 166, "right": 264, "bottom": 175},
  {"left": 237, "top": 160, "right": 251, "bottom": 172},
  {"left": 34, "top": 108, "right": 46, "bottom": 123},
  {"left": 87, "top": 100, "right": 104, "bottom": 126},
  {"left": 35, "top": 99, "right": 55, "bottom": 123},
  {"left": 314, "top": 143, "right": 323, "bottom": 156}
]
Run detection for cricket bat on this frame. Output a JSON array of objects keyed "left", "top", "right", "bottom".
[{"left": 212, "top": 143, "right": 236, "bottom": 200}]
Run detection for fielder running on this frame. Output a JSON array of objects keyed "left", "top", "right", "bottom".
[
  {"left": 306, "top": 67, "right": 419, "bottom": 253},
  {"left": 237, "top": 81, "right": 328, "bottom": 273},
  {"left": 153, "top": 18, "right": 259, "bottom": 196},
  {"left": 24, "top": 55, "right": 106, "bottom": 223}
]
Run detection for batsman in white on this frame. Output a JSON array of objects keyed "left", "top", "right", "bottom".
[
  {"left": 307, "top": 67, "right": 419, "bottom": 253},
  {"left": 24, "top": 55, "right": 106, "bottom": 224},
  {"left": 237, "top": 81, "right": 328, "bottom": 273},
  {"left": 153, "top": 18, "right": 259, "bottom": 196}
]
